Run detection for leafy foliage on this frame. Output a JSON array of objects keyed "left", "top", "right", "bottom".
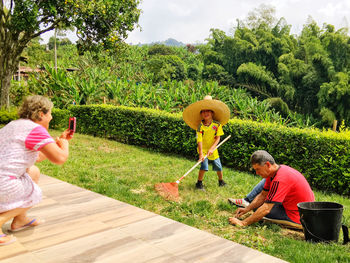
[
  {"left": 199, "top": 9, "right": 350, "bottom": 127},
  {"left": 0, "top": 108, "right": 18, "bottom": 124},
  {"left": 8, "top": 4, "right": 350, "bottom": 128},
  {"left": 19, "top": 64, "right": 314, "bottom": 128},
  {"left": 1, "top": 0, "right": 141, "bottom": 108},
  {"left": 67, "top": 105, "right": 350, "bottom": 195},
  {"left": 1, "top": 102, "right": 348, "bottom": 194}
]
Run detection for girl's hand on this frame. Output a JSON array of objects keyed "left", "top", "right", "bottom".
[
  {"left": 59, "top": 129, "right": 73, "bottom": 140},
  {"left": 55, "top": 137, "right": 68, "bottom": 149}
]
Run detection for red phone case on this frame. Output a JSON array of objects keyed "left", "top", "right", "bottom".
[{"left": 69, "top": 117, "right": 76, "bottom": 134}]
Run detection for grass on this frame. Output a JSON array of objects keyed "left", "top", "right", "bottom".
[{"left": 37, "top": 130, "right": 350, "bottom": 263}]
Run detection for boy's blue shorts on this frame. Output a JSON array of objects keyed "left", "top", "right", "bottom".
[{"left": 200, "top": 157, "right": 222, "bottom": 171}]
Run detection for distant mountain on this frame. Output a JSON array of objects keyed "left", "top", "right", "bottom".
[
  {"left": 161, "top": 38, "right": 185, "bottom": 46},
  {"left": 135, "top": 38, "right": 186, "bottom": 47}
]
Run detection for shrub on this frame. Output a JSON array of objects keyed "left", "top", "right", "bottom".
[
  {"left": 148, "top": 44, "right": 175, "bottom": 56},
  {"left": 0, "top": 109, "right": 18, "bottom": 124},
  {"left": 265, "top": 97, "right": 290, "bottom": 117},
  {"left": 50, "top": 108, "right": 72, "bottom": 129},
  {"left": 187, "top": 64, "right": 200, "bottom": 81},
  {"left": 70, "top": 105, "right": 350, "bottom": 195},
  {"left": 0, "top": 108, "right": 71, "bottom": 129}
]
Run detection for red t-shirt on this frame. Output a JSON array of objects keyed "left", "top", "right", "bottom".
[{"left": 263, "top": 165, "right": 315, "bottom": 223}]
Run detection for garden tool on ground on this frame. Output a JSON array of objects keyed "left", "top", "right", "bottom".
[{"left": 155, "top": 135, "right": 231, "bottom": 202}]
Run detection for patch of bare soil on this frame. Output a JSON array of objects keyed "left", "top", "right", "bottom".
[
  {"left": 98, "top": 143, "right": 121, "bottom": 153},
  {"left": 281, "top": 228, "right": 305, "bottom": 240}
]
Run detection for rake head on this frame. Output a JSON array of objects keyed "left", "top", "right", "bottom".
[{"left": 154, "top": 182, "right": 179, "bottom": 202}]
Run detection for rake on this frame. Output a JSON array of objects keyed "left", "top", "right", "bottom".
[{"left": 155, "top": 135, "right": 231, "bottom": 202}]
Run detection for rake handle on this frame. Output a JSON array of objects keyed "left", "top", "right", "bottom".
[{"left": 176, "top": 135, "right": 231, "bottom": 184}]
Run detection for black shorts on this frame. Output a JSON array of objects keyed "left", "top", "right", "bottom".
[{"left": 264, "top": 203, "right": 298, "bottom": 224}]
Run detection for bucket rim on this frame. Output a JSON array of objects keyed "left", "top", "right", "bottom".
[{"left": 297, "top": 201, "right": 343, "bottom": 210}]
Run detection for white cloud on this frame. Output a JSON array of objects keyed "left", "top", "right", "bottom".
[
  {"left": 127, "top": 0, "right": 350, "bottom": 44},
  {"left": 41, "top": 0, "right": 350, "bottom": 45}
]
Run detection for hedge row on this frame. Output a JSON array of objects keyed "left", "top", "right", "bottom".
[
  {"left": 1, "top": 105, "right": 349, "bottom": 195},
  {"left": 0, "top": 109, "right": 18, "bottom": 124},
  {"left": 0, "top": 108, "right": 70, "bottom": 128},
  {"left": 68, "top": 105, "right": 350, "bottom": 195}
]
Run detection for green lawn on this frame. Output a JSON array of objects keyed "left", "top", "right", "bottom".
[{"left": 37, "top": 131, "right": 350, "bottom": 263}]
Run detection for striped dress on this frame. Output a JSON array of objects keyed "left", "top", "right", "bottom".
[{"left": 0, "top": 119, "right": 54, "bottom": 213}]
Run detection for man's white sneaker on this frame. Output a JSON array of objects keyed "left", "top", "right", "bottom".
[{"left": 228, "top": 198, "right": 250, "bottom": 208}]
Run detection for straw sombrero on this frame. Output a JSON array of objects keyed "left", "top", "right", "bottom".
[{"left": 183, "top": 95, "right": 230, "bottom": 130}]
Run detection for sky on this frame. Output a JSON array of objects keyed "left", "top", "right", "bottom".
[{"left": 41, "top": 0, "right": 350, "bottom": 45}]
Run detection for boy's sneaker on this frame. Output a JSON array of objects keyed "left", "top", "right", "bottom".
[
  {"left": 195, "top": 181, "right": 204, "bottom": 190},
  {"left": 218, "top": 180, "right": 226, "bottom": 187},
  {"left": 228, "top": 198, "right": 250, "bottom": 208}
]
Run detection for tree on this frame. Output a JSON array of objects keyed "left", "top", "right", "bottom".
[
  {"left": 241, "top": 4, "right": 277, "bottom": 30},
  {"left": 318, "top": 71, "right": 350, "bottom": 124},
  {"left": 146, "top": 55, "right": 186, "bottom": 82},
  {"left": 148, "top": 44, "right": 174, "bottom": 56},
  {"left": 0, "top": 0, "right": 140, "bottom": 108}
]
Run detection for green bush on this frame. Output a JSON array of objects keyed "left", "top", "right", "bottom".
[
  {"left": 70, "top": 104, "right": 196, "bottom": 155},
  {"left": 2, "top": 104, "right": 349, "bottom": 195},
  {"left": 0, "top": 109, "right": 18, "bottom": 124},
  {"left": 265, "top": 97, "right": 290, "bottom": 117},
  {"left": 70, "top": 105, "right": 350, "bottom": 195},
  {"left": 50, "top": 108, "right": 72, "bottom": 129},
  {"left": 0, "top": 108, "right": 71, "bottom": 129}
]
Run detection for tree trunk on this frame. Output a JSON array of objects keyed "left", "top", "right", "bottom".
[
  {"left": 0, "top": 69, "right": 12, "bottom": 109},
  {"left": 54, "top": 28, "right": 57, "bottom": 73},
  {"left": 0, "top": 39, "right": 27, "bottom": 109}
]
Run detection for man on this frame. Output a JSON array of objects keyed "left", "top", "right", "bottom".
[{"left": 229, "top": 150, "right": 314, "bottom": 228}]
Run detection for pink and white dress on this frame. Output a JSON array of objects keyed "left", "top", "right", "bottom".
[{"left": 0, "top": 119, "right": 55, "bottom": 213}]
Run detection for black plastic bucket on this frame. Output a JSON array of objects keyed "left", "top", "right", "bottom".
[{"left": 297, "top": 202, "right": 349, "bottom": 244}]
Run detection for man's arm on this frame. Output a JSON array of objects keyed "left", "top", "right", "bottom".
[
  {"left": 235, "top": 190, "right": 268, "bottom": 217},
  {"left": 229, "top": 190, "right": 274, "bottom": 226},
  {"left": 240, "top": 202, "right": 274, "bottom": 226}
]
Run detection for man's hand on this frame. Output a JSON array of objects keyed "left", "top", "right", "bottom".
[
  {"left": 228, "top": 217, "right": 246, "bottom": 227},
  {"left": 235, "top": 207, "right": 249, "bottom": 218}
]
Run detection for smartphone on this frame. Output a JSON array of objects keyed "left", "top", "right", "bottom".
[{"left": 68, "top": 117, "right": 76, "bottom": 134}]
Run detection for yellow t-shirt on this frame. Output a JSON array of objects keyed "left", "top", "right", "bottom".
[{"left": 196, "top": 121, "right": 224, "bottom": 160}]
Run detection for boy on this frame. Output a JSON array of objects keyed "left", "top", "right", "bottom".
[{"left": 183, "top": 95, "right": 230, "bottom": 190}]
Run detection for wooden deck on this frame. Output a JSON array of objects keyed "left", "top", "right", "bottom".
[{"left": 0, "top": 175, "right": 287, "bottom": 263}]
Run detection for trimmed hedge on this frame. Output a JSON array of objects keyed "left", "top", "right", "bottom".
[
  {"left": 70, "top": 104, "right": 197, "bottom": 156},
  {"left": 1, "top": 105, "right": 349, "bottom": 195},
  {"left": 0, "top": 109, "right": 18, "bottom": 124},
  {"left": 0, "top": 108, "right": 70, "bottom": 129},
  {"left": 70, "top": 105, "right": 350, "bottom": 195},
  {"left": 50, "top": 108, "right": 71, "bottom": 129}
]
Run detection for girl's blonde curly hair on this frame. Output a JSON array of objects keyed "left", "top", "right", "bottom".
[{"left": 18, "top": 95, "right": 53, "bottom": 121}]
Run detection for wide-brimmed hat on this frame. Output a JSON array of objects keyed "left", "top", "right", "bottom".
[{"left": 183, "top": 95, "right": 230, "bottom": 130}]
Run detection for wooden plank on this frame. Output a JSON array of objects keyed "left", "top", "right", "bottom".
[
  {"left": 0, "top": 175, "right": 287, "bottom": 263},
  {"left": 104, "top": 207, "right": 157, "bottom": 228},
  {"left": 17, "top": 218, "right": 110, "bottom": 251},
  {"left": 33, "top": 228, "right": 181, "bottom": 263},
  {"left": 0, "top": 253, "right": 42, "bottom": 263},
  {"left": 0, "top": 241, "right": 28, "bottom": 260}
]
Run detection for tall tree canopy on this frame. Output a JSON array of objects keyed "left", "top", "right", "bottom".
[
  {"left": 0, "top": 0, "right": 140, "bottom": 108},
  {"left": 200, "top": 4, "right": 350, "bottom": 125}
]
